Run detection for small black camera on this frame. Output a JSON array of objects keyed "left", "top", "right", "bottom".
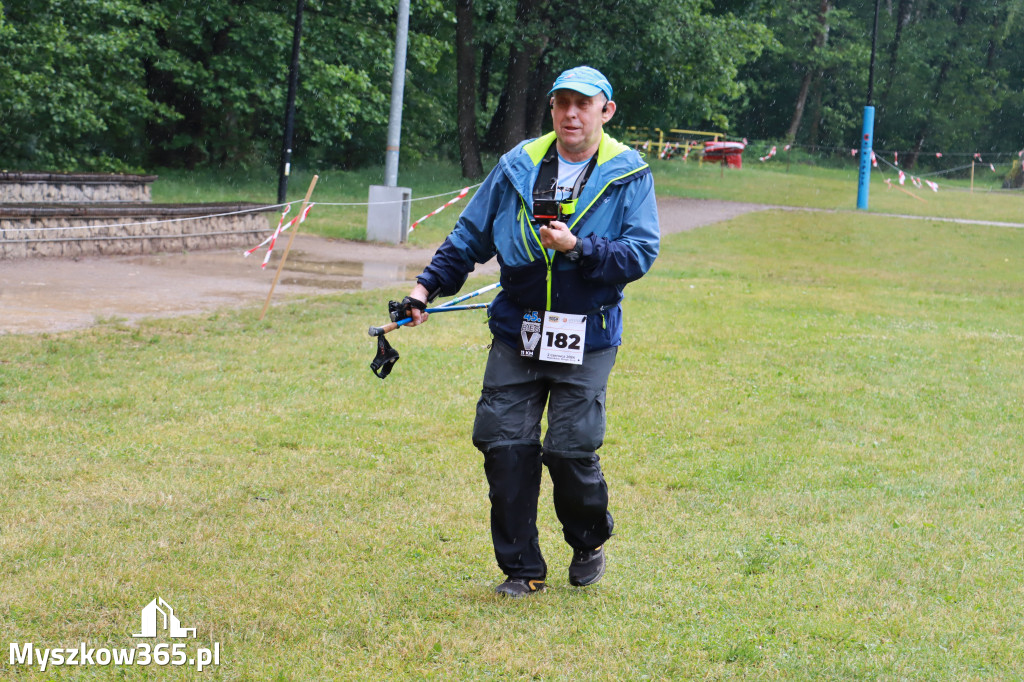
[{"left": 533, "top": 199, "right": 559, "bottom": 226}]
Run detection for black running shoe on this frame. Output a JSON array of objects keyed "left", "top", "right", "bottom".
[
  {"left": 494, "top": 578, "right": 546, "bottom": 597},
  {"left": 568, "top": 546, "right": 605, "bottom": 587}
]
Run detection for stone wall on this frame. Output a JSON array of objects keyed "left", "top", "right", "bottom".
[
  {"left": 1, "top": 204, "right": 275, "bottom": 259},
  {"left": 0, "top": 172, "right": 157, "bottom": 203}
]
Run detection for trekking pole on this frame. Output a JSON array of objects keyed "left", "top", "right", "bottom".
[
  {"left": 368, "top": 303, "right": 490, "bottom": 337},
  {"left": 368, "top": 281, "right": 500, "bottom": 378},
  {"left": 366, "top": 281, "right": 500, "bottom": 337}
]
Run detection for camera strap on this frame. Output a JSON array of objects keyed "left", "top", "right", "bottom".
[{"left": 532, "top": 142, "right": 597, "bottom": 220}]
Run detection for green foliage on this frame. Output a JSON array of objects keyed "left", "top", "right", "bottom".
[
  {"left": 0, "top": 0, "right": 1020, "bottom": 172},
  {"left": 0, "top": 0, "right": 455, "bottom": 171},
  {"left": 874, "top": 0, "right": 1017, "bottom": 157},
  {"left": 732, "top": 0, "right": 1024, "bottom": 162},
  {"left": 0, "top": 0, "right": 174, "bottom": 171},
  {"left": 565, "top": 0, "right": 772, "bottom": 131}
]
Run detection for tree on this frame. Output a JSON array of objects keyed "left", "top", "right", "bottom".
[
  {"left": 455, "top": 0, "right": 483, "bottom": 177},
  {"left": 784, "top": 0, "right": 831, "bottom": 144},
  {"left": 0, "top": 0, "right": 173, "bottom": 171},
  {"left": 9, "top": 0, "right": 1017, "bottom": 177},
  {"left": 474, "top": 0, "right": 770, "bottom": 154}
]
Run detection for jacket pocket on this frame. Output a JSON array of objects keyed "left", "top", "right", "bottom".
[{"left": 499, "top": 259, "right": 549, "bottom": 310}]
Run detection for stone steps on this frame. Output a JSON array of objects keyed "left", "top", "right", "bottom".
[{"left": 0, "top": 172, "right": 275, "bottom": 259}]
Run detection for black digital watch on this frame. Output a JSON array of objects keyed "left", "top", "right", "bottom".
[{"left": 565, "top": 237, "right": 584, "bottom": 263}]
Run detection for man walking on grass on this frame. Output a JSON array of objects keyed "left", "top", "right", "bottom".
[{"left": 399, "top": 65, "right": 660, "bottom": 597}]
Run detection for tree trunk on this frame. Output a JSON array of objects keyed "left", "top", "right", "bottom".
[
  {"left": 455, "top": 0, "right": 483, "bottom": 178},
  {"left": 808, "top": 73, "right": 824, "bottom": 147},
  {"left": 880, "top": 0, "right": 914, "bottom": 109},
  {"left": 485, "top": 0, "right": 544, "bottom": 152},
  {"left": 784, "top": 0, "right": 831, "bottom": 144},
  {"left": 785, "top": 70, "right": 813, "bottom": 144},
  {"left": 524, "top": 44, "right": 551, "bottom": 139},
  {"left": 495, "top": 45, "right": 532, "bottom": 150},
  {"left": 477, "top": 7, "right": 496, "bottom": 112}
]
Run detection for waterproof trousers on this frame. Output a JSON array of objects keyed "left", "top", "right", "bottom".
[{"left": 472, "top": 341, "right": 617, "bottom": 579}]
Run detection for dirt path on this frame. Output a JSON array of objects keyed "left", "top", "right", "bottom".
[{"left": 0, "top": 198, "right": 768, "bottom": 335}]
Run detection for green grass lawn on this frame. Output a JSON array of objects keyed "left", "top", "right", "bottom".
[{"left": 3, "top": 168, "right": 1024, "bottom": 679}]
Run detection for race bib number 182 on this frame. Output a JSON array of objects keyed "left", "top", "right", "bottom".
[{"left": 519, "top": 310, "right": 586, "bottom": 365}]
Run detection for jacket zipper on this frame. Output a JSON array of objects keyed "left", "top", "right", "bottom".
[{"left": 520, "top": 164, "right": 649, "bottom": 312}]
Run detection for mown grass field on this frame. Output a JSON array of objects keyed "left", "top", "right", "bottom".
[{"left": 2, "top": 163, "right": 1024, "bottom": 679}]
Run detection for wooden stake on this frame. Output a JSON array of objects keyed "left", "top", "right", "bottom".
[
  {"left": 970, "top": 161, "right": 975, "bottom": 193},
  {"left": 884, "top": 179, "right": 927, "bottom": 203},
  {"left": 259, "top": 174, "right": 318, "bottom": 320}
]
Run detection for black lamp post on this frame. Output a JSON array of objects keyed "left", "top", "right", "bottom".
[{"left": 278, "top": 0, "right": 306, "bottom": 204}]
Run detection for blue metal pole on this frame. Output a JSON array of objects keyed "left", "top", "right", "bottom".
[
  {"left": 858, "top": 0, "right": 881, "bottom": 211},
  {"left": 856, "top": 106, "right": 875, "bottom": 210},
  {"left": 392, "top": 303, "right": 490, "bottom": 327}
]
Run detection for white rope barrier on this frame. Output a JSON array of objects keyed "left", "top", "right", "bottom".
[
  {"left": 1, "top": 183, "right": 484, "bottom": 236},
  {"left": 315, "top": 183, "right": 482, "bottom": 206},
  {"left": 3, "top": 229, "right": 265, "bottom": 244},
  {"left": 1, "top": 204, "right": 291, "bottom": 233}
]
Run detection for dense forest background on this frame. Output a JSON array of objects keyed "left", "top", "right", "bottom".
[{"left": 2, "top": 0, "right": 1022, "bottom": 176}]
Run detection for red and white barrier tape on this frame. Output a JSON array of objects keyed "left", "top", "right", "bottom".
[
  {"left": 759, "top": 145, "right": 777, "bottom": 162},
  {"left": 244, "top": 203, "right": 314, "bottom": 269},
  {"left": 408, "top": 187, "right": 470, "bottom": 232},
  {"left": 877, "top": 154, "right": 941, "bottom": 193}
]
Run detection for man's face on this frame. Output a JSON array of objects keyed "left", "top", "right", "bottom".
[{"left": 550, "top": 90, "right": 615, "bottom": 159}]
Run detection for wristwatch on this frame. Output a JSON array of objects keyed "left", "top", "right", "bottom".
[{"left": 565, "top": 237, "right": 584, "bottom": 263}]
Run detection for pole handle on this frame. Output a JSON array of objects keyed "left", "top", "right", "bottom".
[{"left": 369, "top": 321, "right": 400, "bottom": 337}]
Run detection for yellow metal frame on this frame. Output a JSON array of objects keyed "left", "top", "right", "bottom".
[{"left": 615, "top": 126, "right": 725, "bottom": 162}]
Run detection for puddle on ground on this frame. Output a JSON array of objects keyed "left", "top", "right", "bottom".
[
  {"left": 1, "top": 231, "right": 507, "bottom": 334},
  {"left": 1, "top": 241, "right": 439, "bottom": 334},
  {"left": 277, "top": 253, "right": 416, "bottom": 289},
  {"left": 113, "top": 249, "right": 420, "bottom": 291}
]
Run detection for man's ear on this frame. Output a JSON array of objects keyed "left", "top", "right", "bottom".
[{"left": 601, "top": 100, "right": 616, "bottom": 123}]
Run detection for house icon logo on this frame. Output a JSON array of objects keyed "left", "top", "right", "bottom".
[{"left": 132, "top": 597, "right": 197, "bottom": 638}]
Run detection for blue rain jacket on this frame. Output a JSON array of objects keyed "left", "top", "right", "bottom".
[{"left": 417, "top": 131, "right": 660, "bottom": 351}]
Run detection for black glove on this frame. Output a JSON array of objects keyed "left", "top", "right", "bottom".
[{"left": 388, "top": 296, "right": 427, "bottom": 322}]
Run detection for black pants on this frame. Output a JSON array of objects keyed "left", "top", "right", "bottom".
[{"left": 472, "top": 341, "right": 617, "bottom": 579}]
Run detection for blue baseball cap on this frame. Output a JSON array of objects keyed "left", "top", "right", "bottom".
[{"left": 548, "top": 66, "right": 613, "bottom": 101}]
